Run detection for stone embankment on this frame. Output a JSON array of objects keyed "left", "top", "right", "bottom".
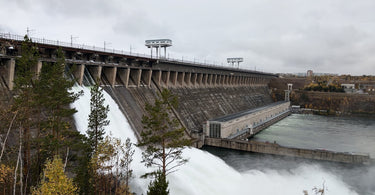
[
  {"left": 205, "top": 138, "right": 371, "bottom": 164},
  {"left": 291, "top": 91, "right": 375, "bottom": 116}
]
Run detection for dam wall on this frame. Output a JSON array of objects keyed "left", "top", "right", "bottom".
[
  {"left": 170, "top": 86, "right": 273, "bottom": 133},
  {"left": 104, "top": 82, "right": 274, "bottom": 143}
]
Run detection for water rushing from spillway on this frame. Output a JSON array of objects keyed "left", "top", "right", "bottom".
[{"left": 71, "top": 85, "right": 369, "bottom": 195}]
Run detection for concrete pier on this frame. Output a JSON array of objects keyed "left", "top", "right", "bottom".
[
  {"left": 143, "top": 69, "right": 152, "bottom": 87},
  {"left": 103, "top": 67, "right": 117, "bottom": 87},
  {"left": 5, "top": 58, "right": 15, "bottom": 90},
  {"left": 204, "top": 138, "right": 371, "bottom": 164},
  {"left": 87, "top": 66, "right": 102, "bottom": 82},
  {"left": 74, "top": 64, "right": 85, "bottom": 85},
  {"left": 34, "top": 60, "right": 42, "bottom": 79},
  {"left": 118, "top": 68, "right": 130, "bottom": 87}
]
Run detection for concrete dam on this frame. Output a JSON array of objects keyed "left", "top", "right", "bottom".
[
  {"left": 0, "top": 33, "right": 370, "bottom": 164},
  {"left": 0, "top": 33, "right": 275, "bottom": 140}
]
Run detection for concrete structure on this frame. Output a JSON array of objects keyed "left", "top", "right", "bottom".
[
  {"left": 285, "top": 83, "right": 293, "bottom": 101},
  {"left": 232, "top": 110, "right": 290, "bottom": 140},
  {"left": 4, "top": 58, "right": 15, "bottom": 90},
  {"left": 145, "top": 39, "right": 172, "bottom": 59},
  {"left": 307, "top": 70, "right": 313, "bottom": 77},
  {"left": 204, "top": 101, "right": 290, "bottom": 138},
  {"left": 360, "top": 83, "right": 375, "bottom": 94},
  {"left": 205, "top": 138, "right": 370, "bottom": 164},
  {"left": 227, "top": 57, "right": 243, "bottom": 68},
  {"left": 341, "top": 83, "right": 355, "bottom": 93}
]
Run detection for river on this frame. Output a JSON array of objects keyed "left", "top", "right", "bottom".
[
  {"left": 253, "top": 114, "right": 375, "bottom": 157},
  {"left": 71, "top": 86, "right": 375, "bottom": 195},
  {"left": 205, "top": 114, "right": 375, "bottom": 195}
]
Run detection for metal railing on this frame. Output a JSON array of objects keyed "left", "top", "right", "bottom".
[
  {"left": 0, "top": 32, "right": 272, "bottom": 75},
  {"left": 0, "top": 32, "right": 150, "bottom": 58},
  {"left": 226, "top": 109, "right": 291, "bottom": 139},
  {"left": 160, "top": 58, "right": 270, "bottom": 74}
]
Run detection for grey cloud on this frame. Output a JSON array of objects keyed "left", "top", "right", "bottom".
[
  {"left": 112, "top": 13, "right": 172, "bottom": 38},
  {"left": 11, "top": 0, "right": 125, "bottom": 18},
  {"left": 1, "top": 0, "right": 375, "bottom": 75}
]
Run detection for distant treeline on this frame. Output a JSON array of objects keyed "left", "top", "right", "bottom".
[{"left": 303, "top": 83, "right": 345, "bottom": 93}]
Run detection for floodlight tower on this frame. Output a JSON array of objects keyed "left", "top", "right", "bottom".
[
  {"left": 227, "top": 57, "right": 243, "bottom": 68},
  {"left": 145, "top": 39, "right": 172, "bottom": 59},
  {"left": 285, "top": 83, "right": 293, "bottom": 101}
]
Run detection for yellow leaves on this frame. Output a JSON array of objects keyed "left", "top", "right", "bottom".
[
  {"left": 32, "top": 156, "right": 78, "bottom": 195},
  {"left": 0, "top": 164, "right": 13, "bottom": 183}
]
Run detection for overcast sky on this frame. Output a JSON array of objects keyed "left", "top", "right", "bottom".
[{"left": 1, "top": 0, "right": 375, "bottom": 75}]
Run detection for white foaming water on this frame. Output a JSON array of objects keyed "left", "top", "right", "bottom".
[{"left": 71, "top": 85, "right": 360, "bottom": 195}]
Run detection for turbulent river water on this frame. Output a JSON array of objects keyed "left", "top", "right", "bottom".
[{"left": 71, "top": 86, "right": 375, "bottom": 195}]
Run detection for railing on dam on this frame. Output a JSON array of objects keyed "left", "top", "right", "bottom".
[
  {"left": 0, "top": 32, "right": 150, "bottom": 58},
  {"left": 0, "top": 32, "right": 273, "bottom": 75},
  {"left": 227, "top": 110, "right": 291, "bottom": 139}
]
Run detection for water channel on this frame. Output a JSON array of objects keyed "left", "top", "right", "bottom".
[{"left": 204, "top": 114, "right": 375, "bottom": 194}]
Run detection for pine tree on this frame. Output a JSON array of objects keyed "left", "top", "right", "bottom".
[
  {"left": 28, "top": 47, "right": 81, "bottom": 191},
  {"left": 87, "top": 81, "right": 109, "bottom": 152},
  {"left": 147, "top": 170, "right": 169, "bottom": 195},
  {"left": 32, "top": 156, "right": 78, "bottom": 195},
  {"left": 73, "top": 135, "right": 94, "bottom": 195},
  {"left": 37, "top": 48, "right": 81, "bottom": 155},
  {"left": 12, "top": 35, "right": 39, "bottom": 191},
  {"left": 138, "top": 89, "right": 191, "bottom": 179}
]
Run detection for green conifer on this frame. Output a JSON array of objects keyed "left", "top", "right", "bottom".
[
  {"left": 139, "top": 88, "right": 191, "bottom": 181},
  {"left": 13, "top": 35, "right": 39, "bottom": 190},
  {"left": 87, "top": 80, "right": 110, "bottom": 151},
  {"left": 37, "top": 48, "right": 81, "bottom": 155},
  {"left": 147, "top": 170, "right": 169, "bottom": 195}
]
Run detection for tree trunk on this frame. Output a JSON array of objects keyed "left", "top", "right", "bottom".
[
  {"left": 0, "top": 111, "right": 18, "bottom": 162},
  {"left": 64, "top": 147, "right": 69, "bottom": 172},
  {"left": 162, "top": 139, "right": 166, "bottom": 176},
  {"left": 23, "top": 126, "right": 29, "bottom": 193},
  {"left": 20, "top": 146, "right": 23, "bottom": 195},
  {"left": 13, "top": 143, "right": 21, "bottom": 195}
]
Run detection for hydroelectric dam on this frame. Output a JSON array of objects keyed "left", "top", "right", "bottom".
[{"left": 0, "top": 33, "right": 370, "bottom": 164}]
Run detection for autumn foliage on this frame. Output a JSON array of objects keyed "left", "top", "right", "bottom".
[{"left": 32, "top": 156, "right": 78, "bottom": 195}]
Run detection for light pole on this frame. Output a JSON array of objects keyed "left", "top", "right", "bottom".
[
  {"left": 70, "top": 35, "right": 78, "bottom": 47},
  {"left": 26, "top": 27, "right": 35, "bottom": 37},
  {"left": 104, "top": 41, "right": 111, "bottom": 52}
]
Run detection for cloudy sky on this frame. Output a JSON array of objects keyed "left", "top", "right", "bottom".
[{"left": 1, "top": 0, "right": 375, "bottom": 75}]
